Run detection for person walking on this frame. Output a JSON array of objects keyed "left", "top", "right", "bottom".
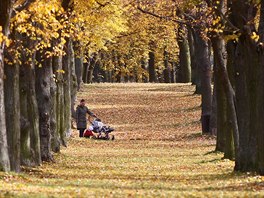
[{"left": 76, "top": 99, "right": 97, "bottom": 137}]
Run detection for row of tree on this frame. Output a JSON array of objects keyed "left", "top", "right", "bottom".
[
  {"left": 141, "top": 0, "right": 264, "bottom": 175},
  {"left": 85, "top": 0, "right": 264, "bottom": 175},
  {"left": 0, "top": 0, "right": 126, "bottom": 172},
  {"left": 1, "top": 0, "right": 264, "bottom": 176}
]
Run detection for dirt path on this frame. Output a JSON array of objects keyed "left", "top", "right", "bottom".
[
  {"left": 79, "top": 83, "right": 201, "bottom": 141},
  {"left": 1, "top": 83, "right": 263, "bottom": 197}
]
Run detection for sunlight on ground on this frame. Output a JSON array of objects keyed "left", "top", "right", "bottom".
[{"left": 1, "top": 83, "right": 264, "bottom": 197}]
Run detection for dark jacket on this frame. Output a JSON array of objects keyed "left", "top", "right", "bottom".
[{"left": 76, "top": 105, "right": 95, "bottom": 129}]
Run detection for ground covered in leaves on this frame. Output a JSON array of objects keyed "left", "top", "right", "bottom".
[{"left": 1, "top": 83, "right": 264, "bottom": 197}]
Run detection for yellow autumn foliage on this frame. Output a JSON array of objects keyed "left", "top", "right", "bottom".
[
  {"left": 0, "top": 26, "right": 10, "bottom": 47},
  {"left": 7, "top": 0, "right": 129, "bottom": 64}
]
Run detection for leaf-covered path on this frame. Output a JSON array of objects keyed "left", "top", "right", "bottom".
[{"left": 1, "top": 84, "right": 264, "bottom": 197}]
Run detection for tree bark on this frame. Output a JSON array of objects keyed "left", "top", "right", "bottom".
[
  {"left": 20, "top": 62, "right": 32, "bottom": 167},
  {"left": 148, "top": 51, "right": 157, "bottom": 83},
  {"left": 4, "top": 54, "right": 20, "bottom": 171},
  {"left": 82, "top": 61, "right": 90, "bottom": 84},
  {"left": 211, "top": 36, "right": 239, "bottom": 166},
  {"left": 177, "top": 25, "right": 191, "bottom": 83},
  {"left": 35, "top": 55, "right": 53, "bottom": 162},
  {"left": 0, "top": 49, "right": 10, "bottom": 171},
  {"left": 75, "top": 55, "right": 83, "bottom": 90},
  {"left": 62, "top": 39, "right": 73, "bottom": 138},
  {"left": 225, "top": 41, "right": 236, "bottom": 161},
  {"left": 195, "top": 31, "right": 212, "bottom": 134},
  {"left": 0, "top": 0, "right": 13, "bottom": 171},
  {"left": 16, "top": 37, "right": 41, "bottom": 167},
  {"left": 50, "top": 60, "right": 58, "bottom": 153},
  {"left": 71, "top": 46, "right": 77, "bottom": 120},
  {"left": 228, "top": 0, "right": 258, "bottom": 172},
  {"left": 27, "top": 55, "right": 41, "bottom": 166},
  {"left": 188, "top": 27, "right": 197, "bottom": 85},
  {"left": 214, "top": 71, "right": 227, "bottom": 152},
  {"left": 163, "top": 50, "right": 171, "bottom": 83},
  {"left": 209, "top": 80, "right": 217, "bottom": 136},
  {"left": 257, "top": 0, "right": 264, "bottom": 175},
  {"left": 170, "top": 62, "right": 176, "bottom": 83},
  {"left": 52, "top": 56, "right": 64, "bottom": 152},
  {"left": 87, "top": 56, "right": 97, "bottom": 83},
  {"left": 234, "top": 36, "right": 257, "bottom": 171},
  {"left": 192, "top": 31, "right": 202, "bottom": 94}
]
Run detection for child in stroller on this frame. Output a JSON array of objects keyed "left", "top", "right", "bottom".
[{"left": 83, "top": 117, "right": 115, "bottom": 140}]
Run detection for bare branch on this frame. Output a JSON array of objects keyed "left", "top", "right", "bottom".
[
  {"left": 205, "top": 0, "right": 239, "bottom": 32},
  {"left": 13, "top": 0, "right": 35, "bottom": 12},
  {"left": 137, "top": 6, "right": 190, "bottom": 26},
  {"left": 216, "top": 9, "right": 240, "bottom": 31},
  {"left": 95, "top": 0, "right": 111, "bottom": 8},
  {"left": 115, "top": 31, "right": 142, "bottom": 39}
]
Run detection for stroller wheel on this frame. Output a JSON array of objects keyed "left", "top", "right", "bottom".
[{"left": 111, "top": 135, "right": 115, "bottom": 141}]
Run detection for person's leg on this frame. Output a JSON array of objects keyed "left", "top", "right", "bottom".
[{"left": 79, "top": 129, "right": 85, "bottom": 137}]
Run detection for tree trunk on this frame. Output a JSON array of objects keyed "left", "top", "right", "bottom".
[
  {"left": 177, "top": 25, "right": 191, "bottom": 83},
  {"left": 0, "top": 50, "right": 10, "bottom": 171},
  {"left": 170, "top": 62, "right": 176, "bottom": 83},
  {"left": 52, "top": 56, "right": 64, "bottom": 151},
  {"left": 192, "top": 31, "right": 202, "bottom": 94},
  {"left": 17, "top": 33, "right": 41, "bottom": 166},
  {"left": 195, "top": 31, "right": 212, "bottom": 134},
  {"left": 50, "top": 61, "right": 58, "bottom": 153},
  {"left": 224, "top": 105, "right": 235, "bottom": 160},
  {"left": 62, "top": 39, "right": 73, "bottom": 138},
  {"left": 0, "top": 0, "right": 12, "bottom": 172},
  {"left": 207, "top": 0, "right": 236, "bottom": 161},
  {"left": 188, "top": 27, "right": 197, "bottom": 85},
  {"left": 108, "top": 70, "right": 113, "bottom": 83},
  {"left": 163, "top": 50, "right": 171, "bottom": 83},
  {"left": 35, "top": 55, "right": 53, "bottom": 162},
  {"left": 4, "top": 55, "right": 20, "bottom": 171},
  {"left": 211, "top": 36, "right": 239, "bottom": 166},
  {"left": 20, "top": 62, "right": 33, "bottom": 167},
  {"left": 82, "top": 60, "right": 90, "bottom": 84},
  {"left": 225, "top": 41, "right": 236, "bottom": 161},
  {"left": 27, "top": 55, "right": 41, "bottom": 166},
  {"left": 87, "top": 57, "right": 96, "bottom": 84},
  {"left": 148, "top": 51, "right": 157, "bottom": 83},
  {"left": 75, "top": 55, "right": 83, "bottom": 90},
  {"left": 4, "top": 27, "right": 21, "bottom": 172},
  {"left": 228, "top": 0, "right": 258, "bottom": 172},
  {"left": 214, "top": 71, "right": 227, "bottom": 152},
  {"left": 70, "top": 46, "right": 77, "bottom": 120},
  {"left": 257, "top": 0, "right": 264, "bottom": 175},
  {"left": 73, "top": 42, "right": 83, "bottom": 90},
  {"left": 210, "top": 32, "right": 236, "bottom": 160},
  {"left": 209, "top": 80, "right": 217, "bottom": 136},
  {"left": 234, "top": 36, "right": 258, "bottom": 171},
  {"left": 93, "top": 59, "right": 101, "bottom": 83}
]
